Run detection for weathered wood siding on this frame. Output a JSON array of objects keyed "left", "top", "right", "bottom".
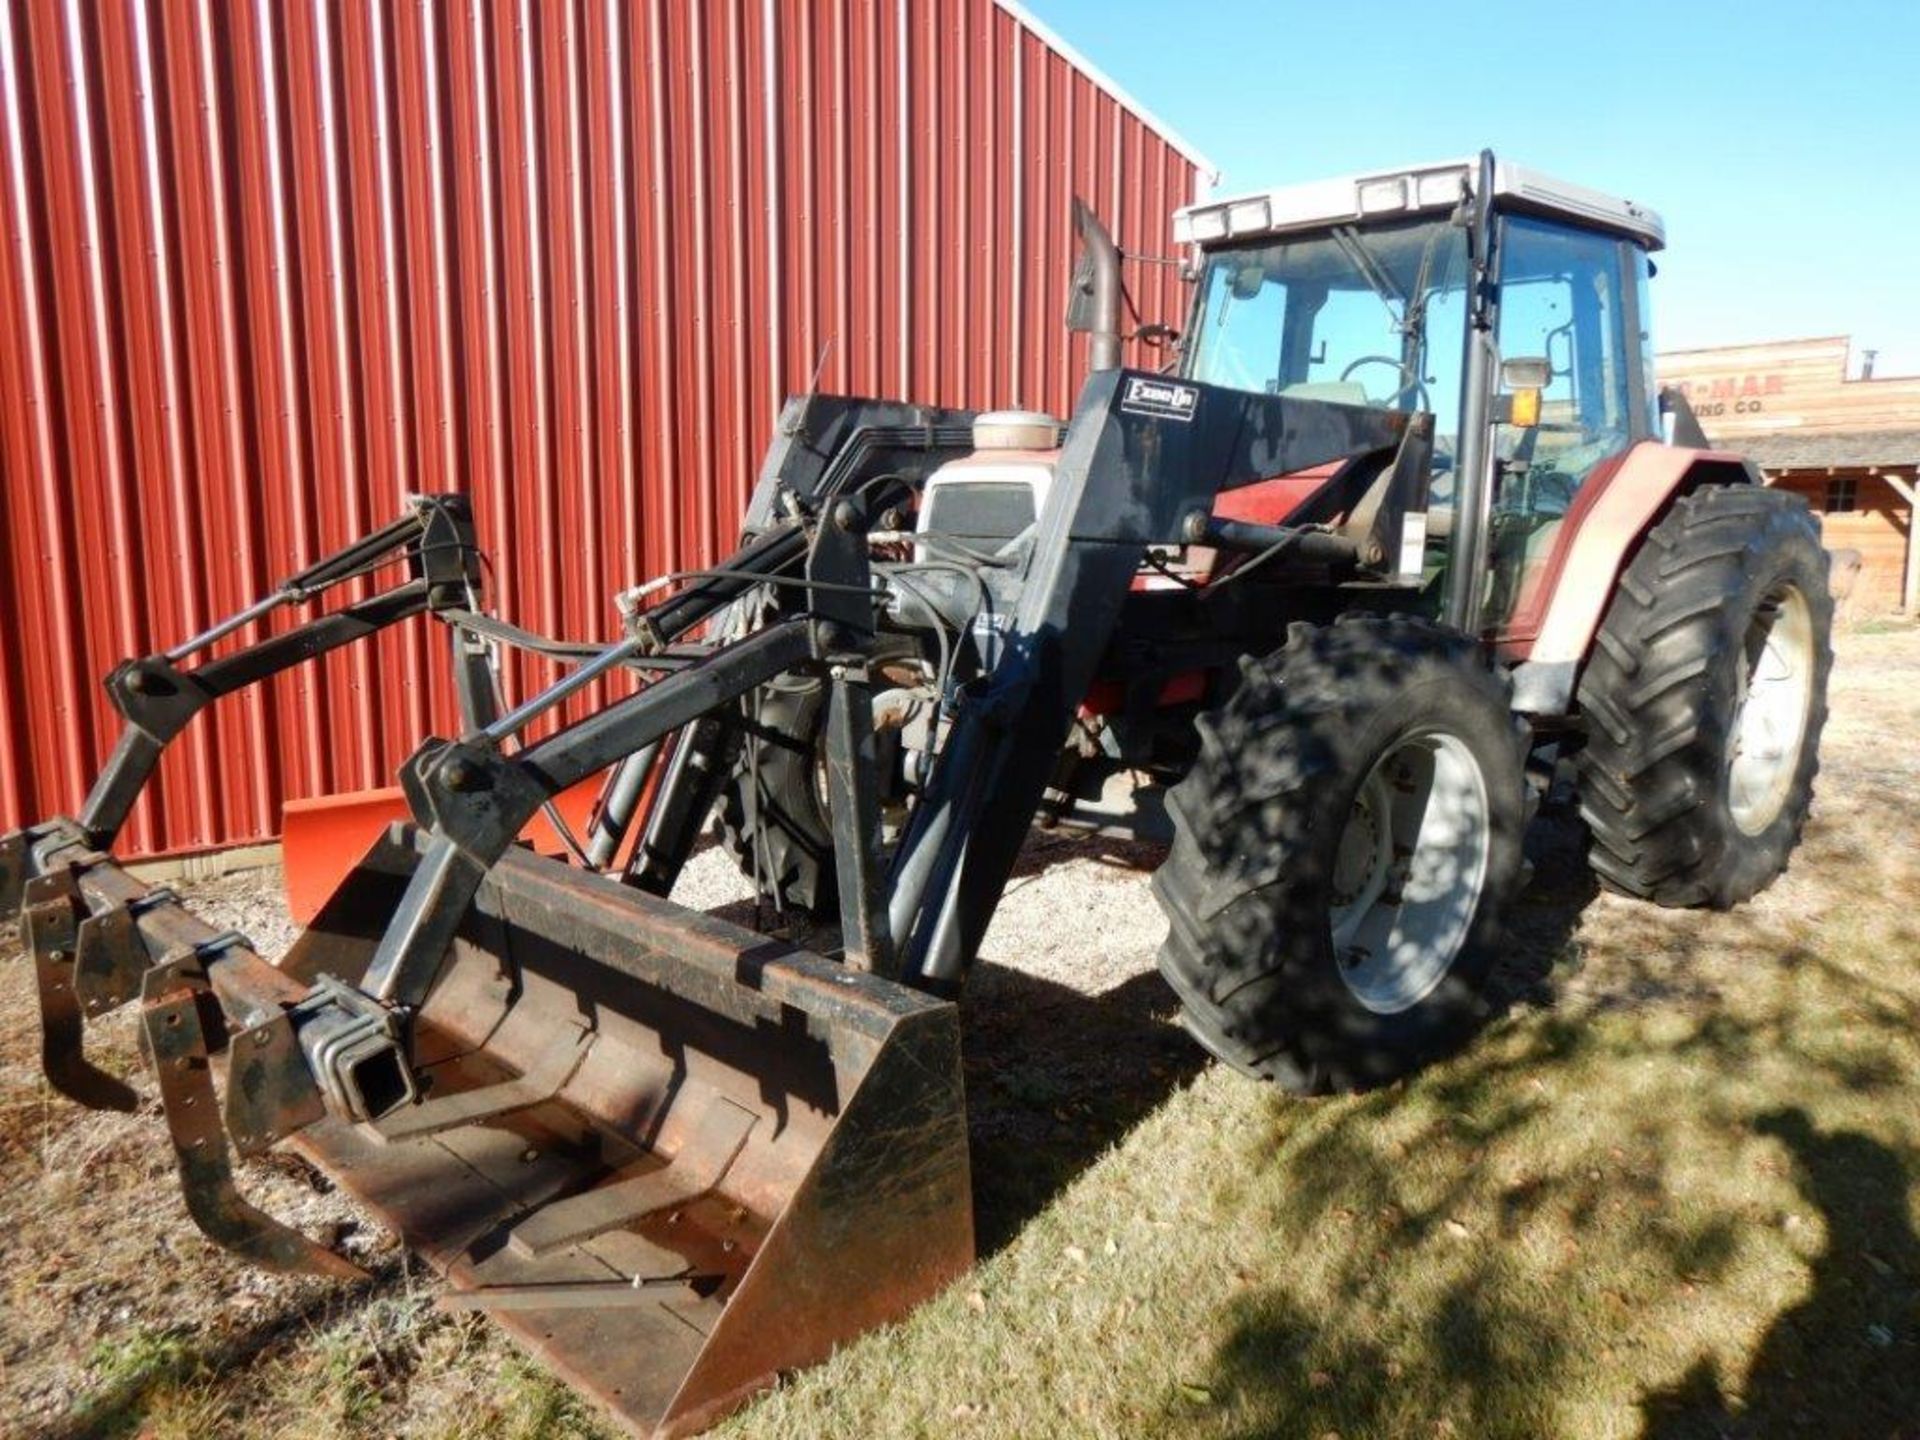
[{"left": 1658, "top": 337, "right": 1920, "bottom": 437}]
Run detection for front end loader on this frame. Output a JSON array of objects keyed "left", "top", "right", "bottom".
[{"left": 6, "top": 152, "right": 1832, "bottom": 1435}]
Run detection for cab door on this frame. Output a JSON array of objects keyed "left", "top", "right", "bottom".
[{"left": 1483, "top": 216, "right": 1658, "bottom": 639}]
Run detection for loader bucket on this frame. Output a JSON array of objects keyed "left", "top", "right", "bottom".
[
  {"left": 274, "top": 825, "right": 974, "bottom": 1437},
  {"left": 251, "top": 824, "right": 971, "bottom": 1434}
]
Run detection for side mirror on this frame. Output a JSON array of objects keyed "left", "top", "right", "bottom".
[{"left": 1500, "top": 356, "right": 1551, "bottom": 390}]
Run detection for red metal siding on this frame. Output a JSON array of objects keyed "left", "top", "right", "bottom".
[{"left": 0, "top": 0, "right": 1206, "bottom": 857}]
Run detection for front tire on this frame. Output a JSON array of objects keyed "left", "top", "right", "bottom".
[
  {"left": 714, "top": 636, "right": 923, "bottom": 917},
  {"left": 714, "top": 671, "right": 839, "bottom": 915},
  {"left": 1153, "top": 617, "right": 1526, "bottom": 1094},
  {"left": 1575, "top": 485, "right": 1832, "bottom": 908}
]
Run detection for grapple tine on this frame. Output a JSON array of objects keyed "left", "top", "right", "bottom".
[
  {"left": 22, "top": 869, "right": 140, "bottom": 1114},
  {"left": 139, "top": 955, "right": 366, "bottom": 1282}
]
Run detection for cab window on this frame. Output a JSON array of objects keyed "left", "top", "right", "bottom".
[{"left": 1184, "top": 218, "right": 1469, "bottom": 463}]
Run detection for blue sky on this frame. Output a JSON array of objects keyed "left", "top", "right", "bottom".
[{"left": 1028, "top": 0, "right": 1920, "bottom": 375}]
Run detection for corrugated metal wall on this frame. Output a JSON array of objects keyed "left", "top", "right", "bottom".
[{"left": 0, "top": 0, "right": 1207, "bottom": 857}]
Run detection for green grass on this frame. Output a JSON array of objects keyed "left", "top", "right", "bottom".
[
  {"left": 724, "top": 896, "right": 1920, "bottom": 1439},
  {"left": 713, "top": 642, "right": 1920, "bottom": 1439},
  {"left": 53, "top": 887, "right": 1913, "bottom": 1440}
]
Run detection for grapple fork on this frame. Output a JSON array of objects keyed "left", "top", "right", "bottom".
[{"left": 3, "top": 449, "right": 982, "bottom": 1435}]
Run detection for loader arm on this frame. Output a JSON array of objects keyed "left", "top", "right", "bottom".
[
  {"left": 3, "top": 494, "right": 490, "bottom": 888},
  {"left": 2, "top": 393, "right": 978, "bottom": 1145}
]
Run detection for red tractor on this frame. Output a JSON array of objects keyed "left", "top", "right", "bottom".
[{"left": 5, "top": 152, "right": 1829, "bottom": 1435}]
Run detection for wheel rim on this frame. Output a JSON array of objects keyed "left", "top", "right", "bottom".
[
  {"left": 1728, "top": 583, "right": 1816, "bottom": 836},
  {"left": 1328, "top": 729, "right": 1492, "bottom": 1015}
]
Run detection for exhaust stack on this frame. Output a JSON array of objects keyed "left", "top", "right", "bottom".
[{"left": 1069, "top": 197, "right": 1124, "bottom": 373}]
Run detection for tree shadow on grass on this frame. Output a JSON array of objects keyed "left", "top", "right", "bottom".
[
  {"left": 1175, "top": 786, "right": 1920, "bottom": 1440},
  {"left": 1638, "top": 1108, "right": 1920, "bottom": 1440},
  {"left": 1193, "top": 1103, "right": 1920, "bottom": 1440}
]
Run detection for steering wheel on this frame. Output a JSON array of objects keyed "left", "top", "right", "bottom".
[{"left": 1339, "top": 354, "right": 1430, "bottom": 412}]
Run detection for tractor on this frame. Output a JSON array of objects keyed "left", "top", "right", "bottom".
[{"left": 3, "top": 152, "right": 1830, "bottom": 1436}]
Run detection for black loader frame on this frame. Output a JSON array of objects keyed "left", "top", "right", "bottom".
[{"left": 0, "top": 368, "right": 1426, "bottom": 1431}]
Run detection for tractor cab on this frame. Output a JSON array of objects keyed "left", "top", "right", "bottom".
[{"left": 1173, "top": 158, "right": 1667, "bottom": 639}]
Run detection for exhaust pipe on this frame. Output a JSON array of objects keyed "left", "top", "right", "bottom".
[{"left": 1070, "top": 198, "right": 1123, "bottom": 373}]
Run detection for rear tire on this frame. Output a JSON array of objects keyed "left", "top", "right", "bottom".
[
  {"left": 1575, "top": 485, "right": 1832, "bottom": 908},
  {"left": 1153, "top": 617, "right": 1526, "bottom": 1094}
]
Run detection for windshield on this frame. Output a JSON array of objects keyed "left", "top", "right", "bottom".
[{"left": 1182, "top": 217, "right": 1470, "bottom": 451}]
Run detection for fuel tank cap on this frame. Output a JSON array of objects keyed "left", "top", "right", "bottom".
[{"left": 972, "top": 409, "right": 1064, "bottom": 450}]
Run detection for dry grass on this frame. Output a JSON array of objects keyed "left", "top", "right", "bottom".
[{"left": 3, "top": 622, "right": 1916, "bottom": 1440}]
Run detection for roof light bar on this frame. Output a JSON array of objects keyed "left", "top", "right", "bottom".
[
  {"left": 1172, "top": 157, "right": 1663, "bottom": 251},
  {"left": 1225, "top": 197, "right": 1272, "bottom": 236}
]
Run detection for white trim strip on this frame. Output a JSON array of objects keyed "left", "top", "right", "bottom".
[
  {"left": 992, "top": 0, "right": 1219, "bottom": 184},
  {"left": 897, "top": 0, "right": 911, "bottom": 395},
  {"left": 763, "top": 0, "right": 783, "bottom": 414},
  {"left": 1009, "top": 30, "right": 1024, "bottom": 404}
]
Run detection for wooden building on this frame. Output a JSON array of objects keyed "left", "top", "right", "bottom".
[{"left": 1656, "top": 337, "right": 1920, "bottom": 612}]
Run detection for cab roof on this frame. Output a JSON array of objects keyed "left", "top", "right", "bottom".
[{"left": 1174, "top": 157, "right": 1665, "bottom": 252}]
